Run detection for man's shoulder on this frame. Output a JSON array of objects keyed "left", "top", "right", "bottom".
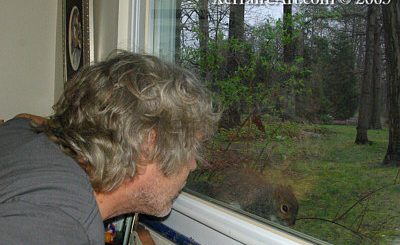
[
  {"left": 0, "top": 118, "right": 104, "bottom": 244},
  {"left": 0, "top": 200, "right": 104, "bottom": 244},
  {"left": 0, "top": 117, "right": 37, "bottom": 151}
]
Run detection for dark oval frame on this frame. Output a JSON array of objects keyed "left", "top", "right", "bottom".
[{"left": 63, "top": 0, "right": 90, "bottom": 83}]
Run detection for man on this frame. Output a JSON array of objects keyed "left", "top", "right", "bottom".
[{"left": 0, "top": 51, "right": 220, "bottom": 244}]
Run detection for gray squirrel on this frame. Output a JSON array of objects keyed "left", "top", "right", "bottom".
[{"left": 187, "top": 167, "right": 298, "bottom": 227}]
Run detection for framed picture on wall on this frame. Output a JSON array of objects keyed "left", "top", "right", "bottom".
[{"left": 63, "top": 0, "right": 90, "bottom": 82}]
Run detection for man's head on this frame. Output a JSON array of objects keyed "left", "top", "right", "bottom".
[{"left": 40, "top": 51, "right": 219, "bottom": 205}]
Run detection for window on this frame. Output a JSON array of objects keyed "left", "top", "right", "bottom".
[
  {"left": 129, "top": 1, "right": 400, "bottom": 244},
  {"left": 121, "top": 0, "right": 176, "bottom": 62}
]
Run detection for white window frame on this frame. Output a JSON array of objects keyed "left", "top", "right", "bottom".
[{"left": 160, "top": 192, "right": 328, "bottom": 245}]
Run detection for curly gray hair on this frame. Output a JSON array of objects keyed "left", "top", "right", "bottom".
[{"left": 36, "top": 51, "right": 220, "bottom": 192}]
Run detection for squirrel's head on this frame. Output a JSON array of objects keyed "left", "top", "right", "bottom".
[
  {"left": 271, "top": 185, "right": 298, "bottom": 226},
  {"left": 243, "top": 184, "right": 299, "bottom": 227}
]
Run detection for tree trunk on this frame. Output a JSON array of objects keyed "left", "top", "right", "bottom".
[
  {"left": 220, "top": 3, "right": 245, "bottom": 129},
  {"left": 382, "top": 1, "right": 400, "bottom": 165},
  {"left": 198, "top": 0, "right": 210, "bottom": 81},
  {"left": 175, "top": 0, "right": 183, "bottom": 64},
  {"left": 283, "top": 4, "right": 295, "bottom": 64},
  {"left": 282, "top": 4, "right": 296, "bottom": 119},
  {"left": 227, "top": 2, "right": 245, "bottom": 70},
  {"left": 369, "top": 20, "right": 382, "bottom": 130},
  {"left": 355, "top": 5, "right": 378, "bottom": 144},
  {"left": 228, "top": 4, "right": 244, "bottom": 42}
]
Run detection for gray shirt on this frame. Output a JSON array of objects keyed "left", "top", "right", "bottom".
[{"left": 0, "top": 118, "right": 104, "bottom": 244}]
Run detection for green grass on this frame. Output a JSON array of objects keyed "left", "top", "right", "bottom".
[
  {"left": 190, "top": 123, "right": 400, "bottom": 245},
  {"left": 291, "top": 125, "right": 400, "bottom": 245}
]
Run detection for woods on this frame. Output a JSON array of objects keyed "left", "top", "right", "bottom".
[
  {"left": 177, "top": 1, "right": 400, "bottom": 244},
  {"left": 177, "top": 1, "right": 399, "bottom": 164}
]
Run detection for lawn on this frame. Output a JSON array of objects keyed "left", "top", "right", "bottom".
[
  {"left": 292, "top": 125, "right": 399, "bottom": 245},
  {"left": 187, "top": 123, "right": 400, "bottom": 245}
]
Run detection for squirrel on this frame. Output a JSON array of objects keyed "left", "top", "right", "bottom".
[{"left": 187, "top": 167, "right": 298, "bottom": 227}]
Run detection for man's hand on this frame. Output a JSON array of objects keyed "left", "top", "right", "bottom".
[{"left": 14, "top": 113, "right": 47, "bottom": 125}]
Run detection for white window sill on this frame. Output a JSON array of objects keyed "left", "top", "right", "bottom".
[{"left": 151, "top": 191, "right": 329, "bottom": 245}]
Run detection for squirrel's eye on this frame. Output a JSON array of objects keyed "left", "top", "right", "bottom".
[{"left": 281, "top": 204, "right": 289, "bottom": 214}]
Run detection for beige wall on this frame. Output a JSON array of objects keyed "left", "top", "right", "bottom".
[
  {"left": 54, "top": 0, "right": 65, "bottom": 105},
  {"left": 93, "top": 0, "right": 119, "bottom": 61},
  {"left": 0, "top": 0, "right": 124, "bottom": 120},
  {"left": 0, "top": 0, "right": 62, "bottom": 120}
]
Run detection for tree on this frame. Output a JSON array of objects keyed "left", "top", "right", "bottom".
[
  {"left": 198, "top": 0, "right": 210, "bottom": 80},
  {"left": 355, "top": 5, "right": 379, "bottom": 145},
  {"left": 228, "top": 4, "right": 244, "bottom": 42},
  {"left": 323, "top": 33, "right": 358, "bottom": 120},
  {"left": 283, "top": 4, "right": 295, "bottom": 64},
  {"left": 297, "top": 3, "right": 366, "bottom": 122},
  {"left": 282, "top": 4, "right": 296, "bottom": 119},
  {"left": 382, "top": 1, "right": 400, "bottom": 165},
  {"left": 175, "top": 0, "right": 183, "bottom": 64},
  {"left": 219, "top": 3, "right": 245, "bottom": 129},
  {"left": 369, "top": 16, "right": 382, "bottom": 130}
]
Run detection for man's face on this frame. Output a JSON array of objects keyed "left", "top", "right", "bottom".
[{"left": 126, "top": 157, "right": 197, "bottom": 217}]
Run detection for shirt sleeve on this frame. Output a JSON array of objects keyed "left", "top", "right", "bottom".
[{"left": 0, "top": 201, "right": 92, "bottom": 245}]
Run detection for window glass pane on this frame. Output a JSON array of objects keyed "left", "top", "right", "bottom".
[
  {"left": 136, "top": 0, "right": 176, "bottom": 61},
  {"left": 130, "top": 0, "right": 176, "bottom": 60},
  {"left": 153, "top": 0, "right": 176, "bottom": 61},
  {"left": 153, "top": 1, "right": 399, "bottom": 244}
]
